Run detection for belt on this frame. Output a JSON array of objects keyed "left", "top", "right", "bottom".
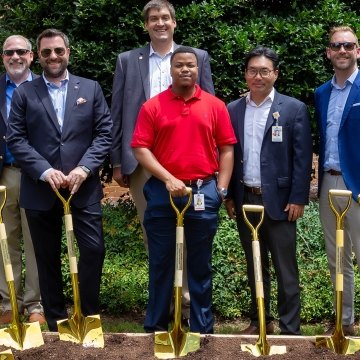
[
  {"left": 327, "top": 169, "right": 342, "bottom": 176},
  {"left": 181, "top": 175, "right": 215, "bottom": 186},
  {"left": 3, "top": 162, "right": 20, "bottom": 168},
  {"left": 244, "top": 185, "right": 262, "bottom": 195}
]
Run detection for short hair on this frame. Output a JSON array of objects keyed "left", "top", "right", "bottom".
[
  {"left": 3, "top": 35, "right": 32, "bottom": 51},
  {"left": 143, "top": 0, "right": 176, "bottom": 22},
  {"left": 244, "top": 46, "right": 279, "bottom": 70},
  {"left": 329, "top": 26, "right": 358, "bottom": 45},
  {"left": 170, "top": 46, "right": 198, "bottom": 64},
  {"left": 36, "top": 29, "right": 70, "bottom": 50}
]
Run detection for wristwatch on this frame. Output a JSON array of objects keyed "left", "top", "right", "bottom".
[
  {"left": 80, "top": 165, "right": 91, "bottom": 177},
  {"left": 219, "top": 187, "right": 228, "bottom": 199}
]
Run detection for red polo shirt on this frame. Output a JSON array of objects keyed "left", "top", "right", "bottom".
[{"left": 131, "top": 85, "right": 236, "bottom": 180}]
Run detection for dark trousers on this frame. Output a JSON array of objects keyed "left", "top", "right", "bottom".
[
  {"left": 236, "top": 192, "right": 301, "bottom": 335},
  {"left": 143, "top": 177, "right": 221, "bottom": 334},
  {"left": 25, "top": 199, "right": 105, "bottom": 331}
]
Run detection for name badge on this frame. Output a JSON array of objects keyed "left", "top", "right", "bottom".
[
  {"left": 272, "top": 126, "right": 283, "bottom": 142},
  {"left": 194, "top": 193, "right": 205, "bottom": 211}
]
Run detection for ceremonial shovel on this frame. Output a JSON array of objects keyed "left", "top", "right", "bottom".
[
  {"left": 316, "top": 189, "right": 360, "bottom": 355},
  {"left": 0, "top": 186, "right": 44, "bottom": 351},
  {"left": 54, "top": 189, "right": 104, "bottom": 348},
  {"left": 154, "top": 188, "right": 200, "bottom": 359},
  {"left": 241, "top": 205, "right": 286, "bottom": 357}
]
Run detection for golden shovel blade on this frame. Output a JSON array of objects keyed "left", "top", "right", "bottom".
[
  {"left": 154, "top": 329, "right": 200, "bottom": 359},
  {"left": 57, "top": 314, "right": 104, "bottom": 348},
  {"left": 241, "top": 343, "right": 287, "bottom": 357},
  {"left": 315, "top": 334, "right": 360, "bottom": 355},
  {"left": 0, "top": 349, "right": 14, "bottom": 360},
  {"left": 0, "top": 322, "right": 44, "bottom": 350}
]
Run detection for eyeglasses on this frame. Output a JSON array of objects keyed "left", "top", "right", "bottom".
[
  {"left": 3, "top": 49, "right": 30, "bottom": 56},
  {"left": 245, "top": 68, "right": 274, "bottom": 78},
  {"left": 329, "top": 42, "right": 357, "bottom": 52},
  {"left": 40, "top": 47, "right": 66, "bottom": 58}
]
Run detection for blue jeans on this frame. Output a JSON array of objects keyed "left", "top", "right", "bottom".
[{"left": 143, "top": 176, "right": 222, "bottom": 333}]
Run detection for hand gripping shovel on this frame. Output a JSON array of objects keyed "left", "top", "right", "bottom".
[
  {"left": 154, "top": 188, "right": 200, "bottom": 359},
  {"left": 240, "top": 205, "right": 286, "bottom": 357},
  {"left": 0, "top": 186, "right": 44, "bottom": 351},
  {"left": 54, "top": 189, "right": 104, "bottom": 348},
  {"left": 316, "top": 189, "right": 360, "bottom": 355}
]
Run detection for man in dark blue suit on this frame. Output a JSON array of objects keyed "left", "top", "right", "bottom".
[
  {"left": 6, "top": 29, "right": 112, "bottom": 331},
  {"left": 225, "top": 46, "right": 312, "bottom": 335},
  {"left": 315, "top": 26, "right": 360, "bottom": 336}
]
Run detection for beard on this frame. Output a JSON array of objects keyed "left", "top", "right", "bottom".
[{"left": 42, "top": 60, "right": 68, "bottom": 80}]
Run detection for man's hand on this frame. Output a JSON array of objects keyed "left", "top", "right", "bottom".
[
  {"left": 113, "top": 167, "right": 129, "bottom": 188},
  {"left": 44, "top": 169, "right": 67, "bottom": 192},
  {"left": 66, "top": 166, "right": 88, "bottom": 194},
  {"left": 165, "top": 177, "right": 188, "bottom": 197},
  {"left": 224, "top": 199, "right": 236, "bottom": 220},
  {"left": 284, "top": 203, "right": 305, "bottom": 222}
]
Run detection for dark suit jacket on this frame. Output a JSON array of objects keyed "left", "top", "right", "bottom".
[
  {"left": 6, "top": 73, "right": 112, "bottom": 210},
  {"left": 227, "top": 90, "right": 312, "bottom": 221},
  {"left": 110, "top": 43, "right": 215, "bottom": 175},
  {"left": 315, "top": 71, "right": 360, "bottom": 200},
  {"left": 0, "top": 71, "right": 39, "bottom": 175}
]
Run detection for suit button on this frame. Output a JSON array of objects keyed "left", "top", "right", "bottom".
[
  {"left": 0, "top": 156, "right": 2, "bottom": 160},
  {"left": 240, "top": 180, "right": 243, "bottom": 184},
  {"left": 61, "top": 143, "right": 64, "bottom": 146},
  {"left": 2, "top": 136, "right": 5, "bottom": 140},
  {"left": 240, "top": 160, "right": 244, "bottom": 163}
]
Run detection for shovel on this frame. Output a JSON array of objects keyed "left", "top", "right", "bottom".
[
  {"left": 316, "top": 189, "right": 360, "bottom": 355},
  {"left": 154, "top": 188, "right": 200, "bottom": 359},
  {"left": 0, "top": 186, "right": 44, "bottom": 350},
  {"left": 54, "top": 189, "right": 104, "bottom": 348},
  {"left": 240, "top": 204, "right": 286, "bottom": 357},
  {"left": 0, "top": 349, "right": 14, "bottom": 360}
]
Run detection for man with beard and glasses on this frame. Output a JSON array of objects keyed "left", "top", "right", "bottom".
[
  {"left": 6, "top": 29, "right": 112, "bottom": 331},
  {"left": 0, "top": 35, "right": 44, "bottom": 325},
  {"left": 315, "top": 26, "right": 360, "bottom": 336}
]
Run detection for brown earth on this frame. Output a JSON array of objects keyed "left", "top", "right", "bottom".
[{"left": 2, "top": 333, "right": 360, "bottom": 359}]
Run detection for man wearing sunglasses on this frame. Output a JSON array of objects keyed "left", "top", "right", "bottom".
[
  {"left": 6, "top": 29, "right": 112, "bottom": 331},
  {"left": 315, "top": 26, "right": 360, "bottom": 336},
  {"left": 0, "top": 35, "right": 45, "bottom": 325}
]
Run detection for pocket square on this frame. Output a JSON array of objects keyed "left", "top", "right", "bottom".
[
  {"left": 352, "top": 102, "right": 360, "bottom": 107},
  {"left": 76, "top": 97, "right": 87, "bottom": 105}
]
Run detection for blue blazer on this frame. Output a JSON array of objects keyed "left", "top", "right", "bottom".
[
  {"left": 227, "top": 90, "right": 312, "bottom": 220},
  {"left": 315, "top": 72, "right": 360, "bottom": 200},
  {"left": 6, "top": 73, "right": 112, "bottom": 210},
  {"left": 110, "top": 43, "right": 215, "bottom": 175},
  {"left": 0, "top": 71, "right": 39, "bottom": 175}
]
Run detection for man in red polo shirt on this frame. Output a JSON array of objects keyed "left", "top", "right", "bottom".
[{"left": 131, "top": 46, "right": 236, "bottom": 333}]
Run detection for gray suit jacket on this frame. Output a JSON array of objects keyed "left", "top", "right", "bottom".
[
  {"left": 227, "top": 90, "right": 312, "bottom": 220},
  {"left": 6, "top": 73, "right": 112, "bottom": 210},
  {"left": 110, "top": 43, "right": 215, "bottom": 175},
  {"left": 0, "top": 71, "right": 39, "bottom": 175}
]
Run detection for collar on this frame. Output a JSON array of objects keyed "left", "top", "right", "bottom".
[
  {"left": 42, "top": 70, "right": 69, "bottom": 87},
  {"left": 6, "top": 71, "right": 32, "bottom": 86},
  {"left": 169, "top": 83, "right": 201, "bottom": 100},
  {"left": 149, "top": 42, "right": 174, "bottom": 57},
  {"left": 331, "top": 68, "right": 359, "bottom": 89},
  {"left": 246, "top": 87, "right": 275, "bottom": 106}
]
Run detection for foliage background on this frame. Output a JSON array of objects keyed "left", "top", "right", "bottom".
[{"left": 1, "top": 0, "right": 360, "bottom": 322}]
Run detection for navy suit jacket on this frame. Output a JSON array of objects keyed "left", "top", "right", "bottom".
[
  {"left": 315, "top": 71, "right": 360, "bottom": 200},
  {"left": 227, "top": 90, "right": 312, "bottom": 220},
  {"left": 110, "top": 43, "right": 215, "bottom": 175},
  {"left": 0, "top": 71, "right": 39, "bottom": 175},
  {"left": 6, "top": 73, "right": 112, "bottom": 210}
]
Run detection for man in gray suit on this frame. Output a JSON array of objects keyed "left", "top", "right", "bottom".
[
  {"left": 0, "top": 35, "right": 44, "bottom": 325},
  {"left": 110, "top": 0, "right": 214, "bottom": 321}
]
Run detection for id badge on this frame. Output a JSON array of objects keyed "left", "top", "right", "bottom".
[
  {"left": 272, "top": 126, "right": 283, "bottom": 142},
  {"left": 194, "top": 193, "right": 205, "bottom": 211}
]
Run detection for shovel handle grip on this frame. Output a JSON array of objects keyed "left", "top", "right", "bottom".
[
  {"left": 243, "top": 204, "right": 264, "bottom": 213},
  {"left": 329, "top": 189, "right": 352, "bottom": 197},
  {"left": 169, "top": 187, "right": 192, "bottom": 227}
]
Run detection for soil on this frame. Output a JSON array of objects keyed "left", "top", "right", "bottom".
[{"left": 1, "top": 332, "right": 360, "bottom": 359}]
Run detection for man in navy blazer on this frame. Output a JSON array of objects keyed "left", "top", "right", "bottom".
[
  {"left": 225, "top": 46, "right": 312, "bottom": 335},
  {"left": 110, "top": 0, "right": 214, "bottom": 320},
  {"left": 6, "top": 29, "right": 112, "bottom": 331},
  {"left": 315, "top": 26, "right": 360, "bottom": 336},
  {"left": 0, "top": 34, "right": 44, "bottom": 325}
]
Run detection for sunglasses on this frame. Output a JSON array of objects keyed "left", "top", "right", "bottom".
[
  {"left": 329, "top": 42, "right": 357, "bottom": 51},
  {"left": 3, "top": 49, "right": 30, "bottom": 56},
  {"left": 40, "top": 47, "right": 66, "bottom": 58}
]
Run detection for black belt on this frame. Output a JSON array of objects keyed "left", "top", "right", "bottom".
[
  {"left": 244, "top": 185, "right": 262, "bottom": 195},
  {"left": 181, "top": 175, "right": 215, "bottom": 186},
  {"left": 327, "top": 169, "right": 342, "bottom": 176},
  {"left": 4, "top": 162, "right": 20, "bottom": 168}
]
